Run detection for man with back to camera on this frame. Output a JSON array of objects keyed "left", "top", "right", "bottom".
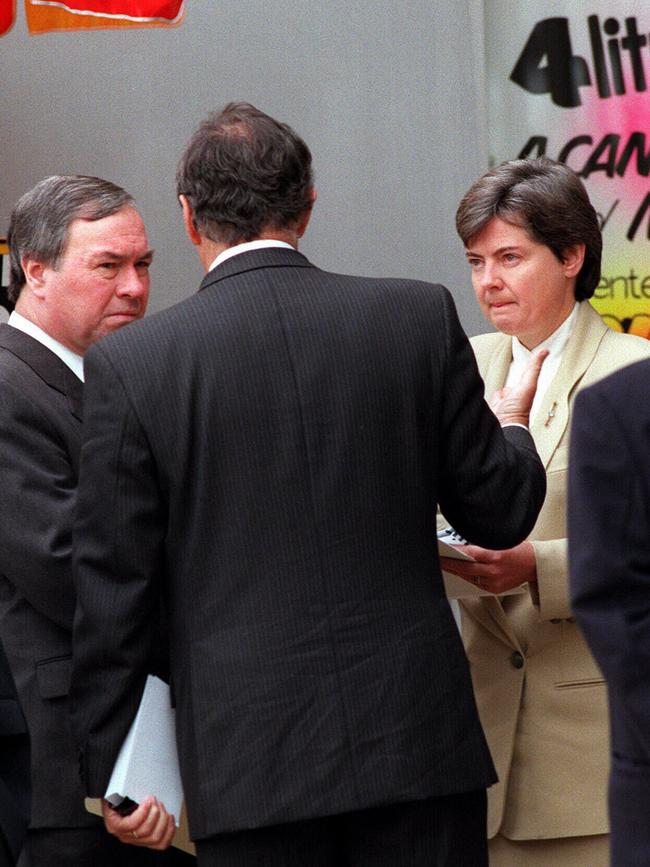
[
  {"left": 0, "top": 175, "right": 193, "bottom": 866},
  {"left": 70, "top": 102, "right": 547, "bottom": 867}
]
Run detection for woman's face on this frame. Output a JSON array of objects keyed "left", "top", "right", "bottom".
[{"left": 465, "top": 217, "right": 584, "bottom": 349}]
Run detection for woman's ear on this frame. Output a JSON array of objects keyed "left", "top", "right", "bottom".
[{"left": 562, "top": 243, "right": 586, "bottom": 278}]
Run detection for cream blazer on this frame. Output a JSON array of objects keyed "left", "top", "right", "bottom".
[{"left": 461, "top": 301, "right": 650, "bottom": 841}]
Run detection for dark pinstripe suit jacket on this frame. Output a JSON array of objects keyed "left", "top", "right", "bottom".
[
  {"left": 0, "top": 325, "right": 95, "bottom": 829},
  {"left": 569, "top": 358, "right": 650, "bottom": 867},
  {"left": 71, "top": 247, "right": 545, "bottom": 841},
  {"left": 0, "top": 637, "right": 29, "bottom": 863}
]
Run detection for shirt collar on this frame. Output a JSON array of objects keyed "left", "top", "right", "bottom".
[
  {"left": 208, "top": 239, "right": 295, "bottom": 273},
  {"left": 511, "top": 302, "right": 578, "bottom": 366},
  {"left": 8, "top": 311, "right": 85, "bottom": 382}
]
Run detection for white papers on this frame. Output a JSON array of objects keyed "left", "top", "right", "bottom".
[
  {"left": 437, "top": 530, "right": 526, "bottom": 598},
  {"left": 104, "top": 675, "right": 184, "bottom": 826},
  {"left": 438, "top": 536, "right": 486, "bottom": 598}
]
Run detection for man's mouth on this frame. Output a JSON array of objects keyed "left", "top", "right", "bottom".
[{"left": 108, "top": 309, "right": 139, "bottom": 318}]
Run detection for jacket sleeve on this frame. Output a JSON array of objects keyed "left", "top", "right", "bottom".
[
  {"left": 569, "top": 382, "right": 650, "bottom": 741},
  {"left": 0, "top": 379, "right": 77, "bottom": 630},
  {"left": 70, "top": 343, "right": 166, "bottom": 796},
  {"left": 436, "top": 289, "right": 546, "bottom": 550}
]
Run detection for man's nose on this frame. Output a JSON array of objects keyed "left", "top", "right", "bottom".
[{"left": 117, "top": 266, "right": 149, "bottom": 297}]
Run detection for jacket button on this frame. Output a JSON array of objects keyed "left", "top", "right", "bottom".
[{"left": 511, "top": 651, "right": 525, "bottom": 669}]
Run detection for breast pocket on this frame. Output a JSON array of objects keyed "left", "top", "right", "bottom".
[{"left": 36, "top": 655, "right": 72, "bottom": 699}]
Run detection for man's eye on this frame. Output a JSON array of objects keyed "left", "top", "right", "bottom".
[
  {"left": 136, "top": 260, "right": 152, "bottom": 271},
  {"left": 99, "top": 262, "right": 117, "bottom": 270},
  {"left": 467, "top": 259, "right": 482, "bottom": 269}
]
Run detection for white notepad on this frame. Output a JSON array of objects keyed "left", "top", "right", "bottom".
[{"left": 104, "top": 674, "right": 184, "bottom": 826}]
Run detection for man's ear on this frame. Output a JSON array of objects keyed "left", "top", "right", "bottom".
[
  {"left": 296, "top": 187, "right": 317, "bottom": 239},
  {"left": 179, "top": 195, "right": 202, "bottom": 247},
  {"left": 562, "top": 243, "right": 586, "bottom": 278},
  {"left": 21, "top": 257, "right": 47, "bottom": 298}
]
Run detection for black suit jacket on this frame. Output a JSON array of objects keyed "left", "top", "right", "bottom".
[
  {"left": 569, "top": 357, "right": 650, "bottom": 866},
  {"left": 0, "top": 324, "right": 94, "bottom": 829},
  {"left": 71, "top": 248, "right": 545, "bottom": 841},
  {"left": 0, "top": 636, "right": 29, "bottom": 864}
]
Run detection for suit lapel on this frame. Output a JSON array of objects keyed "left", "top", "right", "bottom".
[
  {"left": 530, "top": 302, "right": 606, "bottom": 469},
  {"left": 479, "top": 338, "right": 512, "bottom": 400},
  {"left": 464, "top": 595, "right": 523, "bottom": 649},
  {"left": 476, "top": 305, "right": 607, "bottom": 471},
  {"left": 61, "top": 365, "right": 83, "bottom": 421},
  {"left": 0, "top": 324, "right": 83, "bottom": 421}
]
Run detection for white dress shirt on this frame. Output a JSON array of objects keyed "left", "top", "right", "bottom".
[
  {"left": 504, "top": 303, "right": 578, "bottom": 425},
  {"left": 208, "top": 239, "right": 294, "bottom": 273}
]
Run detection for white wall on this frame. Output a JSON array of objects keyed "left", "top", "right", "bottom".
[{"left": 0, "top": 0, "right": 489, "bottom": 334}]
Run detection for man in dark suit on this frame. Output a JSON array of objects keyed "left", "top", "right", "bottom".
[
  {"left": 70, "top": 102, "right": 547, "bottom": 867},
  {"left": 0, "top": 638, "right": 29, "bottom": 866},
  {"left": 569, "top": 358, "right": 650, "bottom": 867},
  {"left": 0, "top": 175, "right": 192, "bottom": 866}
]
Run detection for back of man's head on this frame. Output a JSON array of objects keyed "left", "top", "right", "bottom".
[
  {"left": 176, "top": 102, "right": 313, "bottom": 246},
  {"left": 8, "top": 175, "right": 134, "bottom": 304}
]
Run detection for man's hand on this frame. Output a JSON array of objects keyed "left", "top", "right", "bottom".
[
  {"left": 101, "top": 796, "right": 175, "bottom": 850},
  {"left": 440, "top": 541, "right": 537, "bottom": 594},
  {"left": 490, "top": 347, "right": 549, "bottom": 427}
]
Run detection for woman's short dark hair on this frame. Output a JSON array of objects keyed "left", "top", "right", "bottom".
[
  {"left": 176, "top": 102, "right": 314, "bottom": 246},
  {"left": 455, "top": 158, "right": 601, "bottom": 300}
]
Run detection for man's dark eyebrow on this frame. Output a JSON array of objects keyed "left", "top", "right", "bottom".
[{"left": 90, "top": 248, "right": 155, "bottom": 261}]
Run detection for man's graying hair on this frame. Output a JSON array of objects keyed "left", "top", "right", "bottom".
[
  {"left": 7, "top": 175, "right": 134, "bottom": 303},
  {"left": 176, "top": 102, "right": 314, "bottom": 246}
]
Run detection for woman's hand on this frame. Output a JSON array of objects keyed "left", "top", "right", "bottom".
[{"left": 440, "top": 541, "right": 537, "bottom": 594}]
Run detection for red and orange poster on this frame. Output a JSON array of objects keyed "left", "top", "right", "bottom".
[
  {"left": 26, "top": 0, "right": 183, "bottom": 31},
  {"left": 0, "top": 0, "right": 183, "bottom": 32},
  {"left": 0, "top": 0, "right": 16, "bottom": 34}
]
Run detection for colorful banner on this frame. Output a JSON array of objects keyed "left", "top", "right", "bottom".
[
  {"left": 0, "top": 0, "right": 16, "bottom": 34},
  {"left": 486, "top": 1, "right": 650, "bottom": 338},
  {"left": 24, "top": 0, "right": 183, "bottom": 32},
  {"left": 30, "top": 0, "right": 182, "bottom": 20}
]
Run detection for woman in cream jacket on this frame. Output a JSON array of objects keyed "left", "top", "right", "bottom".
[{"left": 442, "top": 158, "right": 650, "bottom": 866}]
